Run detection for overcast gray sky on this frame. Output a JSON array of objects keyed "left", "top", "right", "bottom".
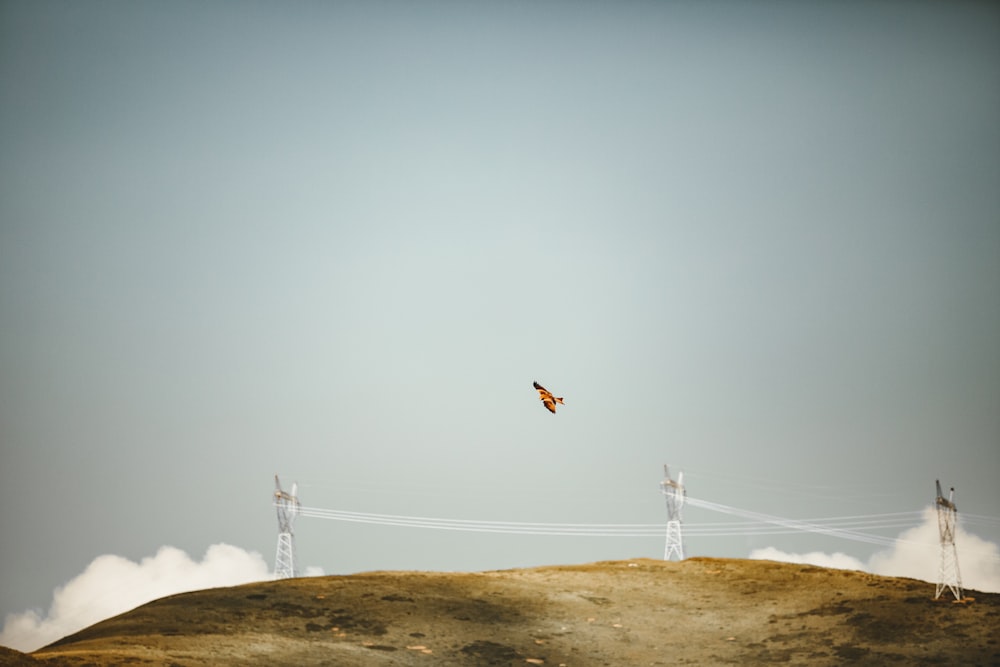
[{"left": 2, "top": 0, "right": 998, "bottom": 649}]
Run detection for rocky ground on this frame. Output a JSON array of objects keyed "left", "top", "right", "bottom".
[{"left": 6, "top": 557, "right": 998, "bottom": 666}]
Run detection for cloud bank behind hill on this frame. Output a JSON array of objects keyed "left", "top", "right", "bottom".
[
  {"left": 751, "top": 507, "right": 1000, "bottom": 594},
  {"left": 0, "top": 543, "right": 309, "bottom": 652}
]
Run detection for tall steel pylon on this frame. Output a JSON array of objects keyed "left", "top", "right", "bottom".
[
  {"left": 933, "top": 480, "right": 963, "bottom": 601},
  {"left": 273, "top": 474, "right": 300, "bottom": 579},
  {"left": 660, "top": 465, "right": 686, "bottom": 561}
]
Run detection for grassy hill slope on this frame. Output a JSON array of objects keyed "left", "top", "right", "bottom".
[{"left": 12, "top": 557, "right": 999, "bottom": 666}]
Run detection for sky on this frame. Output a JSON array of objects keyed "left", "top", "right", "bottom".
[{"left": 2, "top": 0, "right": 999, "bottom": 652}]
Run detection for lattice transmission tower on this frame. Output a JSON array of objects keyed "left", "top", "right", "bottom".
[
  {"left": 933, "top": 479, "right": 963, "bottom": 601},
  {"left": 273, "top": 474, "right": 301, "bottom": 579},
  {"left": 660, "top": 465, "right": 686, "bottom": 561}
]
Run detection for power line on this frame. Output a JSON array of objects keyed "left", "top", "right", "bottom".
[
  {"left": 291, "top": 502, "right": 929, "bottom": 545},
  {"left": 282, "top": 498, "right": 1000, "bottom": 565},
  {"left": 297, "top": 507, "right": 665, "bottom": 536},
  {"left": 683, "top": 496, "right": 916, "bottom": 548}
]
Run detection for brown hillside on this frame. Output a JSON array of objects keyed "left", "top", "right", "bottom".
[{"left": 15, "top": 558, "right": 1000, "bottom": 666}]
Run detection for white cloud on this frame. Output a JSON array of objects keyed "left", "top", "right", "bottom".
[
  {"left": 0, "top": 544, "right": 284, "bottom": 653},
  {"left": 750, "top": 507, "right": 1000, "bottom": 594},
  {"left": 867, "top": 507, "right": 1000, "bottom": 593},
  {"left": 749, "top": 546, "right": 867, "bottom": 571}
]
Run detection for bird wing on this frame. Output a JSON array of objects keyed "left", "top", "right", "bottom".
[{"left": 534, "top": 381, "right": 558, "bottom": 413}]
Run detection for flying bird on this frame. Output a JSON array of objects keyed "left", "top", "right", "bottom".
[{"left": 533, "top": 381, "right": 564, "bottom": 414}]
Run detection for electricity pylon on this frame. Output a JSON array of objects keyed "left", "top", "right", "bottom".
[
  {"left": 660, "top": 465, "right": 686, "bottom": 561},
  {"left": 273, "top": 474, "right": 300, "bottom": 579},
  {"left": 933, "top": 480, "right": 963, "bottom": 601}
]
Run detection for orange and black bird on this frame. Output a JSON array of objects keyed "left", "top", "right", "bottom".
[{"left": 533, "top": 381, "right": 564, "bottom": 414}]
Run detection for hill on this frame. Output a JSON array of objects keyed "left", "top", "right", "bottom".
[{"left": 9, "top": 558, "right": 1000, "bottom": 666}]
